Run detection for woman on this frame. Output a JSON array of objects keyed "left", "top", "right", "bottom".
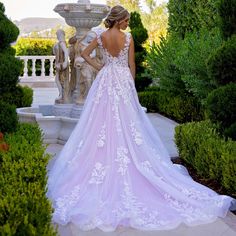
[{"left": 47, "top": 5, "right": 234, "bottom": 232}]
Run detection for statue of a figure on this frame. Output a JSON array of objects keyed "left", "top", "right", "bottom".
[
  {"left": 74, "top": 30, "right": 102, "bottom": 104},
  {"left": 68, "top": 35, "right": 77, "bottom": 100},
  {"left": 53, "top": 29, "right": 70, "bottom": 104}
]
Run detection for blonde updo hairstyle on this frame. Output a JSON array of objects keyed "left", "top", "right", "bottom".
[{"left": 104, "top": 5, "right": 130, "bottom": 29}]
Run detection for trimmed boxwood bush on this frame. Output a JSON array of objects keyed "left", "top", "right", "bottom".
[
  {"left": 0, "top": 85, "right": 33, "bottom": 108},
  {"left": 0, "top": 123, "right": 56, "bottom": 235},
  {"left": 175, "top": 120, "right": 236, "bottom": 195},
  {"left": 0, "top": 100, "right": 17, "bottom": 133},
  {"left": 206, "top": 83, "right": 236, "bottom": 129},
  {"left": 0, "top": 4, "right": 19, "bottom": 50},
  {"left": 207, "top": 35, "right": 236, "bottom": 85}
]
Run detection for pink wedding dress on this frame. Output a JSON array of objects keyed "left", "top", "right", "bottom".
[{"left": 47, "top": 31, "right": 234, "bottom": 232}]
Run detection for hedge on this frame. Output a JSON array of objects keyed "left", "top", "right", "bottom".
[
  {"left": 175, "top": 120, "right": 236, "bottom": 196},
  {"left": 0, "top": 123, "right": 56, "bottom": 235},
  {"left": 138, "top": 90, "right": 203, "bottom": 123}
]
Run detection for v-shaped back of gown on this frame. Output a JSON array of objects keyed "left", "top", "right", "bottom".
[{"left": 97, "top": 32, "right": 131, "bottom": 67}]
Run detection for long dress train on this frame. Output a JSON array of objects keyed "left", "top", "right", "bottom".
[{"left": 47, "top": 31, "right": 235, "bottom": 232}]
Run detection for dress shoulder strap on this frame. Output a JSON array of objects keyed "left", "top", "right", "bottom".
[{"left": 125, "top": 32, "right": 132, "bottom": 48}]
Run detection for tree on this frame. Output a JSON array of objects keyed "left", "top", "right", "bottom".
[
  {"left": 142, "top": 3, "right": 168, "bottom": 44},
  {"left": 167, "top": 0, "right": 219, "bottom": 39},
  {"left": 129, "top": 11, "right": 150, "bottom": 91}
]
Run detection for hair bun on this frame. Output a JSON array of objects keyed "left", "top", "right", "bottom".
[{"left": 104, "top": 19, "right": 111, "bottom": 28}]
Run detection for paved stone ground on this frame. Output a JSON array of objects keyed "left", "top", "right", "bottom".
[{"left": 33, "top": 87, "right": 236, "bottom": 236}]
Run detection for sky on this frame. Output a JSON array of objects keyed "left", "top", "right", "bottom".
[{"left": 1, "top": 0, "right": 166, "bottom": 21}]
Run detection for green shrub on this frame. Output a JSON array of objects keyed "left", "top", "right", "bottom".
[
  {"left": 146, "top": 28, "right": 223, "bottom": 102},
  {"left": 175, "top": 120, "right": 236, "bottom": 195},
  {"left": 0, "top": 6, "right": 19, "bottom": 50},
  {"left": 0, "top": 100, "right": 17, "bottom": 133},
  {"left": 138, "top": 91, "right": 159, "bottom": 112},
  {"left": 0, "top": 85, "right": 33, "bottom": 108},
  {"left": 206, "top": 83, "right": 236, "bottom": 128},
  {"left": 14, "top": 38, "right": 55, "bottom": 56},
  {"left": 0, "top": 3, "right": 22, "bottom": 133},
  {"left": 0, "top": 52, "right": 22, "bottom": 94},
  {"left": 218, "top": 0, "right": 236, "bottom": 39},
  {"left": 138, "top": 90, "right": 203, "bottom": 123},
  {"left": 146, "top": 36, "right": 185, "bottom": 96},
  {"left": 0, "top": 123, "right": 56, "bottom": 235},
  {"left": 207, "top": 35, "right": 236, "bottom": 85},
  {"left": 175, "top": 28, "right": 223, "bottom": 102},
  {"left": 157, "top": 92, "right": 204, "bottom": 123}
]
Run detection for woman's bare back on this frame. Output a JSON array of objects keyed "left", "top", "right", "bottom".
[{"left": 100, "top": 29, "right": 126, "bottom": 57}]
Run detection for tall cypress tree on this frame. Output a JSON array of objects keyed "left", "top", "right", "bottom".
[{"left": 129, "top": 11, "right": 151, "bottom": 91}]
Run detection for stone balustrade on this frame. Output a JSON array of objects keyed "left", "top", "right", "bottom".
[{"left": 17, "top": 55, "right": 56, "bottom": 88}]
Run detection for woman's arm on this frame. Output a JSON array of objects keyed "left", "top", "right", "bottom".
[
  {"left": 128, "top": 36, "right": 136, "bottom": 80},
  {"left": 81, "top": 38, "right": 103, "bottom": 71}
]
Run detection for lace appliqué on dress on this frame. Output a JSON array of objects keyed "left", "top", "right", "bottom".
[
  {"left": 89, "top": 162, "right": 109, "bottom": 185},
  {"left": 53, "top": 185, "right": 80, "bottom": 224},
  {"left": 97, "top": 124, "right": 106, "bottom": 147},
  {"left": 130, "top": 121, "right": 143, "bottom": 145},
  {"left": 115, "top": 147, "right": 130, "bottom": 176}
]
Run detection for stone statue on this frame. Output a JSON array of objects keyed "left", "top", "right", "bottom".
[
  {"left": 68, "top": 35, "right": 77, "bottom": 100},
  {"left": 74, "top": 30, "right": 102, "bottom": 104},
  {"left": 53, "top": 29, "right": 70, "bottom": 104}
]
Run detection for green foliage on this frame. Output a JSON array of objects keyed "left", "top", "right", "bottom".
[
  {"left": 14, "top": 38, "right": 56, "bottom": 76},
  {"left": 175, "top": 28, "right": 223, "bottom": 102},
  {"left": 145, "top": 36, "right": 185, "bottom": 96},
  {"left": 0, "top": 85, "right": 33, "bottom": 108},
  {"left": 146, "top": 28, "right": 223, "bottom": 103},
  {"left": 218, "top": 0, "right": 236, "bottom": 39},
  {"left": 207, "top": 35, "right": 236, "bottom": 86},
  {"left": 0, "top": 52, "right": 22, "bottom": 93},
  {"left": 0, "top": 3, "right": 22, "bottom": 133},
  {"left": 107, "top": 0, "right": 141, "bottom": 12},
  {"left": 0, "top": 123, "right": 56, "bottom": 235},
  {"left": 138, "top": 91, "right": 159, "bottom": 112},
  {"left": 129, "top": 11, "right": 151, "bottom": 91},
  {"left": 0, "top": 100, "right": 17, "bottom": 133},
  {"left": 0, "top": 2, "right": 5, "bottom": 13},
  {"left": 206, "top": 83, "right": 236, "bottom": 130},
  {"left": 224, "top": 123, "right": 236, "bottom": 140},
  {"left": 175, "top": 120, "right": 236, "bottom": 195},
  {"left": 0, "top": 6, "right": 19, "bottom": 50},
  {"left": 15, "top": 38, "right": 56, "bottom": 56},
  {"left": 142, "top": 3, "right": 168, "bottom": 45},
  {"left": 167, "top": 0, "right": 220, "bottom": 39},
  {"left": 138, "top": 90, "right": 203, "bottom": 123}
]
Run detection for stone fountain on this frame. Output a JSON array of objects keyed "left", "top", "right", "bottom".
[{"left": 17, "top": 0, "right": 110, "bottom": 144}]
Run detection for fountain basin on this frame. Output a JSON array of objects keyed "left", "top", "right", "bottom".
[{"left": 17, "top": 105, "right": 81, "bottom": 144}]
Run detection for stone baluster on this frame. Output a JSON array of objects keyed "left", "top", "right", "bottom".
[
  {"left": 23, "top": 58, "right": 28, "bottom": 78},
  {"left": 49, "top": 58, "right": 54, "bottom": 77},
  {"left": 41, "top": 58, "right": 46, "bottom": 77},
  {"left": 32, "top": 58, "right": 36, "bottom": 77}
]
